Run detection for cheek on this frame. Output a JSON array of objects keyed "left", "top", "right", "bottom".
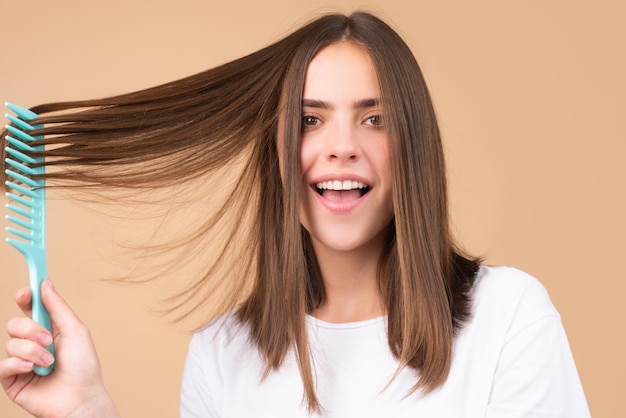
[
  {"left": 372, "top": 138, "right": 392, "bottom": 182},
  {"left": 298, "top": 139, "right": 319, "bottom": 180},
  {"left": 297, "top": 141, "right": 316, "bottom": 228},
  {"left": 374, "top": 140, "right": 394, "bottom": 210},
  {"left": 381, "top": 149, "right": 392, "bottom": 182}
]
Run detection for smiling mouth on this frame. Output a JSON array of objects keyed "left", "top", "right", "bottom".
[{"left": 314, "top": 180, "right": 371, "bottom": 200}]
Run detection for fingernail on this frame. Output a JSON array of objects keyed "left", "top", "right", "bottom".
[
  {"left": 41, "top": 351, "right": 54, "bottom": 366},
  {"left": 45, "top": 279, "right": 55, "bottom": 291},
  {"left": 38, "top": 332, "right": 52, "bottom": 346}
]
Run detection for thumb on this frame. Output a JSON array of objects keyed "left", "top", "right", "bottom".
[{"left": 40, "top": 279, "right": 84, "bottom": 332}]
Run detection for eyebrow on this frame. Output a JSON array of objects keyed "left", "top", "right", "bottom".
[{"left": 302, "top": 98, "right": 381, "bottom": 110}]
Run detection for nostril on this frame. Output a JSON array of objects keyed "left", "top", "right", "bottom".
[{"left": 327, "top": 153, "right": 358, "bottom": 160}]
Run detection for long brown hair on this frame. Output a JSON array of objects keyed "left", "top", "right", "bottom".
[{"left": 1, "top": 12, "right": 479, "bottom": 412}]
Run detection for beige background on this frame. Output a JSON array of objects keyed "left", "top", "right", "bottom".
[{"left": 1, "top": 0, "right": 624, "bottom": 416}]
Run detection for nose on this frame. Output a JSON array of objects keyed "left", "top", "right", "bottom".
[{"left": 326, "top": 122, "right": 361, "bottom": 162}]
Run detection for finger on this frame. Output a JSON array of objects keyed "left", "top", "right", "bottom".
[
  {"left": 6, "top": 317, "right": 53, "bottom": 347},
  {"left": 15, "top": 287, "right": 32, "bottom": 318},
  {"left": 5, "top": 338, "right": 55, "bottom": 368},
  {"left": 40, "top": 280, "right": 85, "bottom": 333},
  {"left": 0, "top": 357, "right": 34, "bottom": 383}
]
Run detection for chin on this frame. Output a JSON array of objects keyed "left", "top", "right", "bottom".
[{"left": 309, "top": 228, "right": 390, "bottom": 255}]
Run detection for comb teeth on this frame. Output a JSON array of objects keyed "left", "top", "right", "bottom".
[{"left": 4, "top": 103, "right": 44, "bottom": 248}]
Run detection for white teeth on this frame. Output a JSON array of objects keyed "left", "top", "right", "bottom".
[{"left": 315, "top": 180, "right": 368, "bottom": 190}]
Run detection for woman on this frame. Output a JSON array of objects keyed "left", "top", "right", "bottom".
[{"left": 0, "top": 12, "right": 589, "bottom": 417}]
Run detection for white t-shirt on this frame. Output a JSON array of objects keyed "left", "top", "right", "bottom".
[{"left": 180, "top": 266, "right": 590, "bottom": 417}]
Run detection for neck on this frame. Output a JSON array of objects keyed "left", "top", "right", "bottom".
[{"left": 310, "top": 232, "right": 387, "bottom": 323}]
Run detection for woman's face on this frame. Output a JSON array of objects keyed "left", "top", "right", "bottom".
[{"left": 296, "top": 41, "right": 393, "bottom": 256}]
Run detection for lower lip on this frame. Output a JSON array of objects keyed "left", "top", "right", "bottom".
[{"left": 311, "top": 186, "right": 368, "bottom": 214}]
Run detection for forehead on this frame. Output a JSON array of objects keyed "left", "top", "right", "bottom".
[{"left": 303, "top": 42, "right": 380, "bottom": 102}]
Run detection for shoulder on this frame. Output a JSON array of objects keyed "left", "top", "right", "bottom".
[
  {"left": 181, "top": 310, "right": 264, "bottom": 417},
  {"left": 472, "top": 266, "right": 557, "bottom": 313},
  {"left": 469, "top": 266, "right": 560, "bottom": 340},
  {"left": 188, "top": 310, "right": 256, "bottom": 362},
  {"left": 462, "top": 267, "right": 591, "bottom": 416}
]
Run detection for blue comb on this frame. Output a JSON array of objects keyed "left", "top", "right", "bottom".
[{"left": 4, "top": 102, "right": 54, "bottom": 376}]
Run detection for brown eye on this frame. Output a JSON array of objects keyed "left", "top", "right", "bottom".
[
  {"left": 365, "top": 114, "right": 383, "bottom": 127},
  {"left": 302, "top": 115, "right": 320, "bottom": 128}
]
